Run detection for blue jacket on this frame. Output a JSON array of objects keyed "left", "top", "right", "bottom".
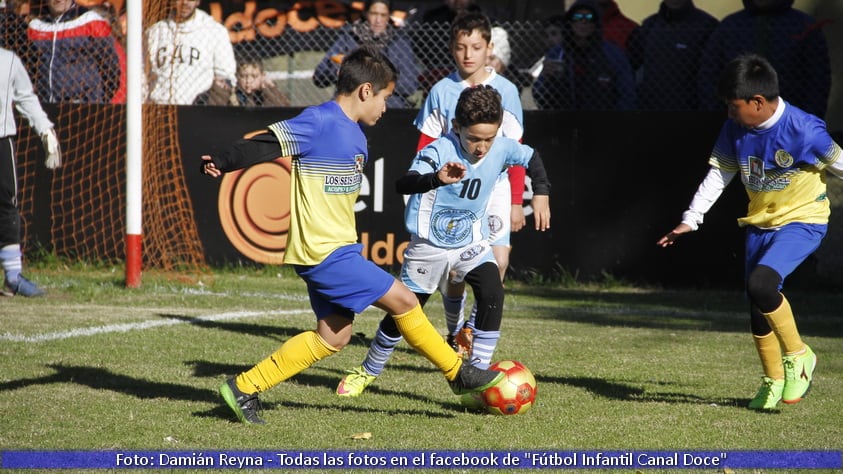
[
  {"left": 313, "top": 22, "right": 419, "bottom": 108},
  {"left": 628, "top": 1, "right": 718, "bottom": 110},
  {"left": 532, "top": 0, "right": 635, "bottom": 111},
  {"left": 27, "top": 3, "right": 123, "bottom": 103},
  {"left": 697, "top": 0, "right": 830, "bottom": 117}
]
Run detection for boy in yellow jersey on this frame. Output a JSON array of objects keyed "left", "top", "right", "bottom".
[
  {"left": 200, "top": 46, "right": 503, "bottom": 424},
  {"left": 658, "top": 54, "right": 843, "bottom": 410}
]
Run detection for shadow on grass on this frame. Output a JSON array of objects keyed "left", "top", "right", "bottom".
[
  {"left": 508, "top": 287, "right": 843, "bottom": 338},
  {"left": 187, "top": 360, "right": 451, "bottom": 406},
  {"left": 0, "top": 363, "right": 458, "bottom": 421},
  {"left": 538, "top": 374, "right": 766, "bottom": 409}
]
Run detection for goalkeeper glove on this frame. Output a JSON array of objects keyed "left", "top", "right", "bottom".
[{"left": 41, "top": 128, "right": 62, "bottom": 170}]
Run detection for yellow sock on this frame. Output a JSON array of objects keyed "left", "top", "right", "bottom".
[
  {"left": 762, "top": 295, "right": 805, "bottom": 355},
  {"left": 753, "top": 332, "right": 784, "bottom": 380},
  {"left": 392, "top": 304, "right": 461, "bottom": 381},
  {"left": 236, "top": 330, "right": 338, "bottom": 393}
]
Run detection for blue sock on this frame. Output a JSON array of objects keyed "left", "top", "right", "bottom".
[
  {"left": 0, "top": 244, "right": 22, "bottom": 284},
  {"left": 361, "top": 328, "right": 403, "bottom": 377},
  {"left": 442, "top": 291, "right": 466, "bottom": 336},
  {"left": 469, "top": 329, "right": 501, "bottom": 369}
]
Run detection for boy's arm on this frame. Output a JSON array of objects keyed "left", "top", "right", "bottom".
[
  {"left": 200, "top": 131, "right": 281, "bottom": 176},
  {"left": 524, "top": 151, "right": 550, "bottom": 196},
  {"left": 657, "top": 166, "right": 736, "bottom": 247},
  {"left": 524, "top": 151, "right": 551, "bottom": 231},
  {"left": 395, "top": 161, "right": 466, "bottom": 194},
  {"left": 680, "top": 166, "right": 735, "bottom": 231}
]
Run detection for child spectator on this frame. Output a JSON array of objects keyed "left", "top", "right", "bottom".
[{"left": 202, "top": 59, "right": 290, "bottom": 107}]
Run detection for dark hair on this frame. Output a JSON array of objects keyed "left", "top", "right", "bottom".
[
  {"left": 454, "top": 85, "right": 502, "bottom": 127},
  {"left": 336, "top": 46, "right": 398, "bottom": 95},
  {"left": 365, "top": 0, "right": 392, "bottom": 11},
  {"left": 717, "top": 53, "right": 779, "bottom": 102},
  {"left": 450, "top": 11, "right": 491, "bottom": 46}
]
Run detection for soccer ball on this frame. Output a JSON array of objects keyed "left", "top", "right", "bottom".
[{"left": 481, "top": 360, "right": 537, "bottom": 415}]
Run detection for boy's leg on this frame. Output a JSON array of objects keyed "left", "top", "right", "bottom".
[
  {"left": 463, "top": 262, "right": 504, "bottom": 369},
  {"left": 746, "top": 224, "right": 825, "bottom": 405},
  {"left": 748, "top": 306, "right": 784, "bottom": 410},
  {"left": 221, "top": 326, "right": 340, "bottom": 424},
  {"left": 337, "top": 314, "right": 401, "bottom": 396},
  {"left": 378, "top": 282, "right": 503, "bottom": 393}
]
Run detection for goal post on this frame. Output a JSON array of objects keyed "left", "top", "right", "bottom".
[{"left": 125, "top": 0, "right": 143, "bottom": 288}]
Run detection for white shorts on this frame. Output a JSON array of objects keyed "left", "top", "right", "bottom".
[
  {"left": 487, "top": 174, "right": 511, "bottom": 247},
  {"left": 399, "top": 235, "right": 496, "bottom": 295}
]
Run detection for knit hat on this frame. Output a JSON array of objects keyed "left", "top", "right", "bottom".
[{"left": 490, "top": 26, "right": 511, "bottom": 67}]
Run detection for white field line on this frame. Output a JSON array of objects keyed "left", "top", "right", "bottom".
[{"left": 0, "top": 309, "right": 311, "bottom": 343}]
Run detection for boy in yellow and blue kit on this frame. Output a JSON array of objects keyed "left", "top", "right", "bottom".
[
  {"left": 201, "top": 47, "right": 503, "bottom": 424},
  {"left": 658, "top": 54, "right": 843, "bottom": 410}
]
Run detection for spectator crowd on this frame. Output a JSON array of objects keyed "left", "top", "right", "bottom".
[{"left": 0, "top": 0, "right": 833, "bottom": 116}]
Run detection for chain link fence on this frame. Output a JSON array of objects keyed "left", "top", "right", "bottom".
[{"left": 191, "top": 20, "right": 831, "bottom": 114}]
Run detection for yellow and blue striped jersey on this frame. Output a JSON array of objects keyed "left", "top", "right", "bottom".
[
  {"left": 710, "top": 101, "right": 842, "bottom": 228},
  {"left": 268, "top": 101, "right": 367, "bottom": 265}
]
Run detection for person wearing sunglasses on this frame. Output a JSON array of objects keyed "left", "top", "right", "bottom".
[{"left": 532, "top": 0, "right": 635, "bottom": 111}]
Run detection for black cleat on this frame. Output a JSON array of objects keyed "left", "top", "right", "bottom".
[
  {"left": 449, "top": 362, "right": 504, "bottom": 395},
  {"left": 219, "top": 378, "right": 265, "bottom": 424}
]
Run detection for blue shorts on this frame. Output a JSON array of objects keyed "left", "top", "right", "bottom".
[
  {"left": 745, "top": 223, "right": 827, "bottom": 289},
  {"left": 294, "top": 244, "right": 395, "bottom": 320}
]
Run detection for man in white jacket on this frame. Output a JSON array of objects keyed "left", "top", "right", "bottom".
[
  {"left": 146, "top": 0, "right": 237, "bottom": 105},
  {"left": 0, "top": 47, "right": 61, "bottom": 297}
]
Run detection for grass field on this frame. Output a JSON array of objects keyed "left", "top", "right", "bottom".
[{"left": 1, "top": 264, "right": 841, "bottom": 473}]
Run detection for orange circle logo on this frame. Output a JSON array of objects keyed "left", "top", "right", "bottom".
[{"left": 218, "top": 155, "right": 292, "bottom": 264}]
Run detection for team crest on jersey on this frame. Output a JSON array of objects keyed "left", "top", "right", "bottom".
[
  {"left": 460, "top": 244, "right": 486, "bottom": 262},
  {"left": 487, "top": 215, "right": 504, "bottom": 234},
  {"left": 774, "top": 149, "right": 794, "bottom": 168},
  {"left": 354, "top": 154, "right": 366, "bottom": 174},
  {"left": 432, "top": 209, "right": 476, "bottom": 246}
]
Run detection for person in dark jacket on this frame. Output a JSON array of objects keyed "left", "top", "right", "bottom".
[
  {"left": 27, "top": 0, "right": 124, "bottom": 103},
  {"left": 532, "top": 0, "right": 635, "bottom": 111},
  {"left": 313, "top": 0, "right": 418, "bottom": 108},
  {"left": 628, "top": 0, "right": 719, "bottom": 110},
  {"left": 697, "top": 0, "right": 830, "bottom": 118}
]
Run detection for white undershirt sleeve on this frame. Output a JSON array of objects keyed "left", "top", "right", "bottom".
[
  {"left": 680, "top": 166, "right": 737, "bottom": 231},
  {"left": 826, "top": 150, "right": 843, "bottom": 178}
]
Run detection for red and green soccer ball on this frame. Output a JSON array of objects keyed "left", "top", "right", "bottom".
[{"left": 462, "top": 359, "right": 537, "bottom": 415}]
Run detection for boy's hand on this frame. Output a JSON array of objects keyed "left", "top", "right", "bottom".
[
  {"left": 657, "top": 223, "right": 692, "bottom": 247},
  {"left": 200, "top": 155, "right": 222, "bottom": 178},
  {"left": 531, "top": 195, "right": 550, "bottom": 231},
  {"left": 511, "top": 204, "right": 526, "bottom": 232},
  {"left": 437, "top": 162, "right": 466, "bottom": 184}
]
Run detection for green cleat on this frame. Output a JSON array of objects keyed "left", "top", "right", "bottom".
[
  {"left": 748, "top": 376, "right": 784, "bottom": 410},
  {"left": 782, "top": 345, "right": 816, "bottom": 404},
  {"left": 336, "top": 366, "right": 377, "bottom": 397},
  {"left": 219, "top": 378, "right": 265, "bottom": 424}
]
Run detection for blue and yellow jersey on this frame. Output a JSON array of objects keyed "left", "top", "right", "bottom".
[
  {"left": 710, "top": 101, "right": 842, "bottom": 228},
  {"left": 404, "top": 133, "right": 535, "bottom": 248},
  {"left": 268, "top": 101, "right": 367, "bottom": 265}
]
